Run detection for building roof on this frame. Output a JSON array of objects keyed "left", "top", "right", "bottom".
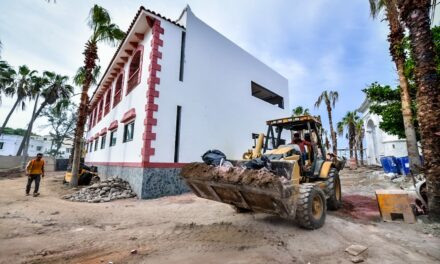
[{"left": 89, "top": 6, "right": 185, "bottom": 106}]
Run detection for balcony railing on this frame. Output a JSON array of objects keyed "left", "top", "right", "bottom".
[
  {"left": 113, "top": 90, "right": 122, "bottom": 108},
  {"left": 127, "top": 68, "right": 140, "bottom": 94}
]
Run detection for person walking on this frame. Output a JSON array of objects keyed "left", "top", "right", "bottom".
[{"left": 25, "top": 153, "right": 45, "bottom": 197}]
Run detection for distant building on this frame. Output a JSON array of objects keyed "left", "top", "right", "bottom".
[
  {"left": 0, "top": 134, "right": 71, "bottom": 158},
  {"left": 357, "top": 98, "right": 408, "bottom": 166},
  {"left": 85, "top": 6, "right": 289, "bottom": 198}
]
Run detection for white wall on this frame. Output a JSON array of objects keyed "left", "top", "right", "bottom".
[
  {"left": 151, "top": 9, "right": 289, "bottom": 163},
  {"left": 360, "top": 107, "right": 408, "bottom": 166},
  {"left": 85, "top": 29, "right": 153, "bottom": 164},
  {"left": 0, "top": 134, "right": 46, "bottom": 157}
]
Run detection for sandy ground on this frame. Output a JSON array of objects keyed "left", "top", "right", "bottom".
[{"left": 0, "top": 169, "right": 439, "bottom": 264}]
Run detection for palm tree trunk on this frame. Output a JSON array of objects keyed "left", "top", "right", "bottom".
[
  {"left": 71, "top": 41, "right": 97, "bottom": 187},
  {"left": 17, "top": 98, "right": 46, "bottom": 157},
  {"left": 327, "top": 105, "right": 337, "bottom": 154},
  {"left": 397, "top": 0, "right": 440, "bottom": 221},
  {"left": 359, "top": 136, "right": 364, "bottom": 166},
  {"left": 0, "top": 97, "right": 20, "bottom": 136},
  {"left": 385, "top": 0, "right": 421, "bottom": 172}
]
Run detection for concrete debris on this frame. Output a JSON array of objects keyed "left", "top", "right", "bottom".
[
  {"left": 130, "top": 249, "right": 138, "bottom": 254},
  {"left": 345, "top": 244, "right": 368, "bottom": 256},
  {"left": 351, "top": 256, "right": 364, "bottom": 263},
  {"left": 62, "top": 178, "right": 137, "bottom": 203}
]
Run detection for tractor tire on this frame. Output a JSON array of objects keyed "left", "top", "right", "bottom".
[
  {"left": 326, "top": 168, "right": 342, "bottom": 210},
  {"left": 295, "top": 184, "right": 326, "bottom": 229},
  {"left": 231, "top": 205, "right": 253, "bottom": 213}
]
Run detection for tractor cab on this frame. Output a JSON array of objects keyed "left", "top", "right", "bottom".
[{"left": 261, "top": 115, "right": 329, "bottom": 178}]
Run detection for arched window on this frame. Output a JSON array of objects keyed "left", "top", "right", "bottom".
[
  {"left": 97, "top": 99, "right": 103, "bottom": 122},
  {"left": 104, "top": 88, "right": 111, "bottom": 115},
  {"left": 113, "top": 74, "right": 123, "bottom": 108},
  {"left": 127, "top": 47, "right": 143, "bottom": 94}
]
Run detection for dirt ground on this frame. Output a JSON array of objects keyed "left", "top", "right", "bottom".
[{"left": 0, "top": 168, "right": 439, "bottom": 264}]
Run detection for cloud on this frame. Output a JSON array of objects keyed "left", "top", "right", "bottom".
[{"left": 0, "top": 0, "right": 397, "bottom": 148}]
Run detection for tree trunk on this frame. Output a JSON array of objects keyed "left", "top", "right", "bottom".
[
  {"left": 0, "top": 97, "right": 20, "bottom": 136},
  {"left": 327, "top": 104, "right": 337, "bottom": 154},
  {"left": 349, "top": 124, "right": 355, "bottom": 158},
  {"left": 359, "top": 135, "right": 364, "bottom": 166},
  {"left": 15, "top": 94, "right": 40, "bottom": 156},
  {"left": 70, "top": 41, "right": 97, "bottom": 187},
  {"left": 398, "top": 0, "right": 440, "bottom": 221},
  {"left": 385, "top": 0, "right": 422, "bottom": 172}
]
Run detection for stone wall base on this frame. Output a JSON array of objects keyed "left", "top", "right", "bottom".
[{"left": 93, "top": 165, "right": 189, "bottom": 199}]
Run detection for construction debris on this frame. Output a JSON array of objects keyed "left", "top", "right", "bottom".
[
  {"left": 345, "top": 244, "right": 368, "bottom": 256},
  {"left": 62, "top": 178, "right": 136, "bottom": 202},
  {"left": 351, "top": 256, "right": 365, "bottom": 263},
  {"left": 180, "top": 162, "right": 288, "bottom": 189}
]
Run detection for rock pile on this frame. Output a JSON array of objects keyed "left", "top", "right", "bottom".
[{"left": 63, "top": 178, "right": 137, "bottom": 203}]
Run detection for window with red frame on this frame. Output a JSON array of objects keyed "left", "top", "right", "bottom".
[
  {"left": 127, "top": 49, "right": 142, "bottom": 94},
  {"left": 113, "top": 74, "right": 123, "bottom": 108},
  {"left": 88, "top": 113, "right": 93, "bottom": 130},
  {"left": 104, "top": 89, "right": 111, "bottom": 115},
  {"left": 91, "top": 108, "right": 96, "bottom": 127},
  {"left": 97, "top": 100, "right": 103, "bottom": 122}
]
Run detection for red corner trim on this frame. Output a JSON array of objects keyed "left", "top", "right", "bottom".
[
  {"left": 108, "top": 120, "right": 118, "bottom": 131},
  {"left": 94, "top": 133, "right": 99, "bottom": 139},
  {"left": 141, "top": 18, "right": 164, "bottom": 165},
  {"left": 99, "top": 128, "right": 107, "bottom": 136},
  {"left": 121, "top": 108, "right": 136, "bottom": 123}
]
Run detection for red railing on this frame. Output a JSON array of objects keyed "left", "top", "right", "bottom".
[
  {"left": 113, "top": 90, "right": 121, "bottom": 108},
  {"left": 127, "top": 68, "right": 140, "bottom": 94}
]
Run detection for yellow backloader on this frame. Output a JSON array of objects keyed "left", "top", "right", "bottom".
[{"left": 180, "top": 115, "right": 345, "bottom": 229}]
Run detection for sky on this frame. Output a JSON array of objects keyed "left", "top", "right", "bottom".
[{"left": 1, "top": 0, "right": 439, "bottom": 148}]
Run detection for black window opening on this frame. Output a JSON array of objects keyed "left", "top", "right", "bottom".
[
  {"left": 109, "top": 130, "right": 117, "bottom": 147},
  {"left": 174, "top": 105, "right": 182, "bottom": 162},
  {"left": 179, "top": 31, "right": 186, "bottom": 82},
  {"left": 123, "top": 122, "right": 135, "bottom": 143},
  {"left": 101, "top": 135, "right": 106, "bottom": 149},
  {"left": 94, "top": 139, "right": 99, "bottom": 151},
  {"left": 251, "top": 81, "right": 284, "bottom": 109},
  {"left": 0, "top": 142, "right": 4, "bottom": 149}
]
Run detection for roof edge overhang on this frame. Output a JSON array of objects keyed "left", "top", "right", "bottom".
[{"left": 88, "top": 6, "right": 185, "bottom": 107}]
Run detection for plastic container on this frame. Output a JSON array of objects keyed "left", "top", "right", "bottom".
[
  {"left": 396, "top": 156, "right": 410, "bottom": 175},
  {"left": 380, "top": 156, "right": 400, "bottom": 174}
]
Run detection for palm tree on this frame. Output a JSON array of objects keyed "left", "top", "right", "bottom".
[
  {"left": 397, "top": 0, "right": 440, "bottom": 221},
  {"left": 0, "top": 60, "right": 15, "bottom": 104},
  {"left": 337, "top": 111, "right": 360, "bottom": 160},
  {"left": 355, "top": 119, "right": 365, "bottom": 166},
  {"left": 70, "top": 5, "right": 124, "bottom": 187},
  {"left": 0, "top": 65, "right": 37, "bottom": 136},
  {"left": 369, "top": 0, "right": 422, "bottom": 171},
  {"left": 315, "top": 90, "right": 339, "bottom": 155},
  {"left": 292, "top": 106, "right": 310, "bottom": 116},
  {"left": 16, "top": 72, "right": 74, "bottom": 157},
  {"left": 73, "top": 65, "right": 101, "bottom": 86}
]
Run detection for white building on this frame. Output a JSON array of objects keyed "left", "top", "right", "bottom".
[
  {"left": 85, "top": 6, "right": 289, "bottom": 198},
  {"left": 357, "top": 99, "right": 408, "bottom": 166},
  {"left": 0, "top": 134, "right": 71, "bottom": 158}
]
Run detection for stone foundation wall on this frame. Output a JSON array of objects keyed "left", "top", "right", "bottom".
[
  {"left": 142, "top": 168, "right": 190, "bottom": 199},
  {"left": 93, "top": 165, "right": 189, "bottom": 199},
  {"left": 94, "top": 165, "right": 144, "bottom": 197}
]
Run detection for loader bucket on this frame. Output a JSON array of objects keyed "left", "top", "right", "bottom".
[{"left": 180, "top": 161, "right": 298, "bottom": 218}]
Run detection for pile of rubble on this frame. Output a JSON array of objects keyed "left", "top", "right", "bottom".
[{"left": 63, "top": 178, "right": 137, "bottom": 203}]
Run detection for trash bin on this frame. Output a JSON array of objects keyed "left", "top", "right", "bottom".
[
  {"left": 396, "top": 156, "right": 410, "bottom": 175},
  {"left": 380, "top": 156, "right": 399, "bottom": 174}
]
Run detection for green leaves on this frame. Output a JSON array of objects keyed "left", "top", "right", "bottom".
[
  {"left": 88, "top": 4, "right": 125, "bottom": 46},
  {"left": 292, "top": 106, "right": 310, "bottom": 116}
]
